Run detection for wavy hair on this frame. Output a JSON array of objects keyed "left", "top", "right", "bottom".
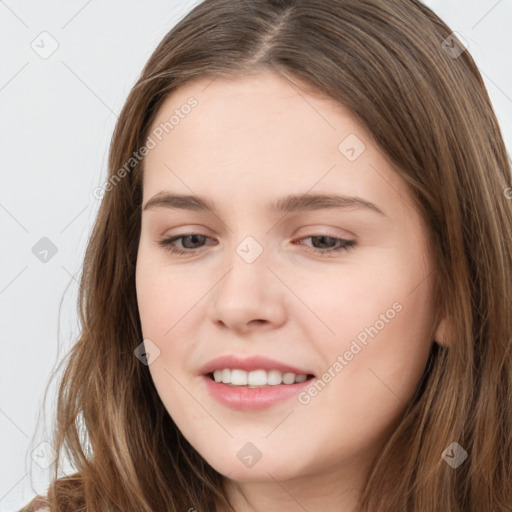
[{"left": 24, "top": 0, "right": 512, "bottom": 510}]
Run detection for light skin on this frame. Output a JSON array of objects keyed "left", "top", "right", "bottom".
[{"left": 135, "top": 69, "right": 447, "bottom": 512}]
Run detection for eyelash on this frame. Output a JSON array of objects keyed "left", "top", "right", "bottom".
[{"left": 157, "top": 233, "right": 356, "bottom": 257}]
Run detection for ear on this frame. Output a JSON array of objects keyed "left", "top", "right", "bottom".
[{"left": 433, "top": 314, "right": 450, "bottom": 347}]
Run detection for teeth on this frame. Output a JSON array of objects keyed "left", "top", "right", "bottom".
[
  {"left": 267, "top": 369, "right": 282, "bottom": 385},
  {"left": 231, "top": 369, "right": 247, "bottom": 385},
  {"left": 248, "top": 369, "right": 266, "bottom": 386},
  {"left": 211, "top": 368, "right": 309, "bottom": 387}
]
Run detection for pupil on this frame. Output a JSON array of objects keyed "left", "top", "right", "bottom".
[
  {"left": 313, "top": 235, "right": 334, "bottom": 248},
  {"left": 184, "top": 234, "right": 204, "bottom": 248}
]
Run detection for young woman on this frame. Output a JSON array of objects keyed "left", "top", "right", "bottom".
[{"left": 20, "top": 0, "right": 512, "bottom": 510}]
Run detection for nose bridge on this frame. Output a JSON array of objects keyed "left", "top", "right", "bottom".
[
  {"left": 222, "top": 207, "right": 273, "bottom": 272},
  {"left": 208, "top": 230, "right": 286, "bottom": 329},
  {"left": 222, "top": 233, "right": 270, "bottom": 294}
]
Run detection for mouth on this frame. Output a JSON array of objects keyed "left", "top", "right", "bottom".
[
  {"left": 206, "top": 368, "right": 316, "bottom": 388},
  {"left": 199, "top": 355, "right": 317, "bottom": 409},
  {"left": 202, "top": 369, "right": 316, "bottom": 411}
]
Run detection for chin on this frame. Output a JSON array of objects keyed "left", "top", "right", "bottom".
[{"left": 202, "top": 448, "right": 309, "bottom": 483}]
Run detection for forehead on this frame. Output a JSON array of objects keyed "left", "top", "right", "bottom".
[
  {"left": 146, "top": 70, "right": 366, "bottom": 154},
  {"left": 141, "top": 70, "right": 416, "bottom": 221}
]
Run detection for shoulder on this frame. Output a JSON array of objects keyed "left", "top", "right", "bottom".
[{"left": 18, "top": 495, "right": 50, "bottom": 512}]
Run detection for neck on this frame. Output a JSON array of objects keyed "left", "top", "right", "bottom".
[{"left": 214, "top": 459, "right": 368, "bottom": 512}]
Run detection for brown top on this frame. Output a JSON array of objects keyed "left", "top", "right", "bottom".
[{"left": 17, "top": 495, "right": 50, "bottom": 512}]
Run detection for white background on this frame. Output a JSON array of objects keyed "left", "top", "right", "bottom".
[{"left": 1, "top": 1, "right": 511, "bottom": 510}]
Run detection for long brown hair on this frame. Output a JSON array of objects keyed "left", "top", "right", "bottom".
[{"left": 26, "top": 0, "right": 512, "bottom": 510}]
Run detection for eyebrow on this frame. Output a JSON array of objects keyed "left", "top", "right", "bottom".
[{"left": 142, "top": 192, "right": 386, "bottom": 216}]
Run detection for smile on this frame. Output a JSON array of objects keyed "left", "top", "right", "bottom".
[
  {"left": 202, "top": 373, "right": 315, "bottom": 411},
  {"left": 210, "top": 368, "right": 311, "bottom": 387}
]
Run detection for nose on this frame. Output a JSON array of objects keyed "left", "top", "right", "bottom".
[{"left": 208, "top": 249, "right": 287, "bottom": 334}]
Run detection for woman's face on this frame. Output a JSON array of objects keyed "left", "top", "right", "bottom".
[{"left": 135, "top": 69, "right": 443, "bottom": 497}]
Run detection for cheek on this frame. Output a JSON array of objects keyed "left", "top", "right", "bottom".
[
  {"left": 135, "top": 255, "right": 204, "bottom": 380},
  {"left": 135, "top": 260, "right": 167, "bottom": 338},
  {"left": 135, "top": 259, "right": 199, "bottom": 421},
  {"left": 307, "top": 244, "right": 435, "bottom": 400},
  {"left": 295, "top": 279, "right": 434, "bottom": 466},
  {"left": 300, "top": 247, "right": 430, "bottom": 344},
  {"left": 326, "top": 273, "right": 433, "bottom": 401},
  {"left": 135, "top": 247, "right": 193, "bottom": 338}
]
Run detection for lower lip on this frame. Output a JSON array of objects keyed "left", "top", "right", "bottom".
[{"left": 201, "top": 375, "right": 314, "bottom": 411}]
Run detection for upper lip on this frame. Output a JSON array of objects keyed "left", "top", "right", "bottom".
[{"left": 199, "top": 355, "right": 315, "bottom": 376}]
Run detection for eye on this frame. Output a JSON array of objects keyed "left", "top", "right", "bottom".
[
  {"left": 157, "top": 233, "right": 356, "bottom": 257},
  {"left": 157, "top": 233, "right": 214, "bottom": 256},
  {"left": 295, "top": 235, "right": 356, "bottom": 256}
]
